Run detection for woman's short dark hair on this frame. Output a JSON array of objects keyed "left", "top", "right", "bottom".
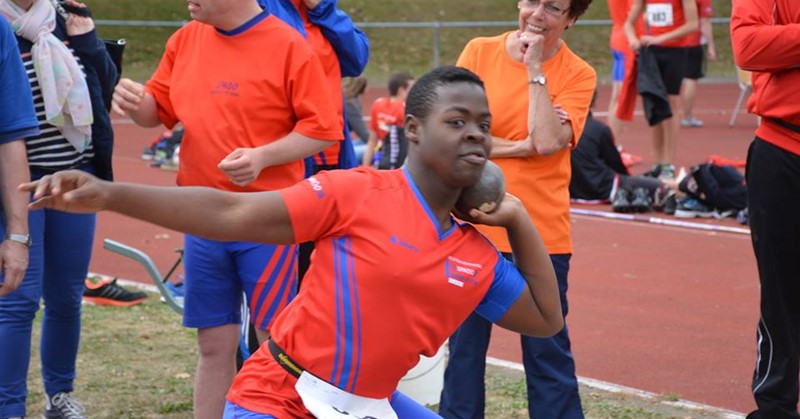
[
  {"left": 405, "top": 66, "right": 485, "bottom": 122},
  {"left": 567, "top": 0, "right": 593, "bottom": 20}
]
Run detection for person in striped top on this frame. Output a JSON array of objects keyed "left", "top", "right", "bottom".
[{"left": 0, "top": 0, "right": 117, "bottom": 418}]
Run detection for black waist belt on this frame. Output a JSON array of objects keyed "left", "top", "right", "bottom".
[
  {"left": 268, "top": 339, "right": 304, "bottom": 378},
  {"left": 768, "top": 117, "right": 800, "bottom": 134}
]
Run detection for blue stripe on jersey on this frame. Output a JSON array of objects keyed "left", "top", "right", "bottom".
[
  {"left": 331, "top": 237, "right": 361, "bottom": 391},
  {"left": 345, "top": 237, "right": 362, "bottom": 393},
  {"left": 251, "top": 245, "right": 292, "bottom": 327},
  {"left": 257, "top": 247, "right": 298, "bottom": 330},
  {"left": 403, "top": 167, "right": 457, "bottom": 240},
  {"left": 331, "top": 239, "right": 345, "bottom": 385}
]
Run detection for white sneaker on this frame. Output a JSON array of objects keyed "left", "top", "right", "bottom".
[
  {"left": 680, "top": 117, "right": 704, "bottom": 128},
  {"left": 44, "top": 392, "right": 86, "bottom": 419}
]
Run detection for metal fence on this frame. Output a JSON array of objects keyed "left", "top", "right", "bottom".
[{"left": 96, "top": 18, "right": 732, "bottom": 69}]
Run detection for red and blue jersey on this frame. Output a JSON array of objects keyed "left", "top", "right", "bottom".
[{"left": 227, "top": 167, "right": 527, "bottom": 416}]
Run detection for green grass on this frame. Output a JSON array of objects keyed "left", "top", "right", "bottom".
[
  {"left": 21, "top": 295, "right": 734, "bottom": 418},
  {"left": 92, "top": 0, "right": 736, "bottom": 83}
]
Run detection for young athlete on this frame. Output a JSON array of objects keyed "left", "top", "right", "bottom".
[
  {"left": 21, "top": 65, "right": 563, "bottom": 419},
  {"left": 624, "top": 0, "right": 698, "bottom": 178},
  {"left": 362, "top": 72, "right": 416, "bottom": 166}
]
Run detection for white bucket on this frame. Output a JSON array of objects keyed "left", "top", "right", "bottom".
[{"left": 396, "top": 344, "right": 446, "bottom": 407}]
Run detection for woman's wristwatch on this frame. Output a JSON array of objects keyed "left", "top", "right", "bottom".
[
  {"left": 528, "top": 75, "right": 547, "bottom": 86},
  {"left": 4, "top": 233, "right": 32, "bottom": 248}
]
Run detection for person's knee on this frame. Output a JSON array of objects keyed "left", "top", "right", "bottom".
[{"left": 197, "top": 324, "right": 241, "bottom": 359}]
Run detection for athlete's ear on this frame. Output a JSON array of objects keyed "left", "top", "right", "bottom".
[{"left": 405, "top": 115, "right": 421, "bottom": 144}]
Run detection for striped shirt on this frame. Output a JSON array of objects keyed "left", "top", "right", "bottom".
[{"left": 21, "top": 42, "right": 94, "bottom": 173}]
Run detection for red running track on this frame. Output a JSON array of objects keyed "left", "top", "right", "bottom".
[{"left": 91, "top": 82, "right": 760, "bottom": 414}]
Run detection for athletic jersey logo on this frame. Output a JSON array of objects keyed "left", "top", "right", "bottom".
[
  {"left": 307, "top": 176, "right": 326, "bottom": 198},
  {"left": 389, "top": 236, "right": 419, "bottom": 252},
  {"left": 211, "top": 80, "right": 240, "bottom": 97},
  {"left": 445, "top": 256, "right": 483, "bottom": 288}
]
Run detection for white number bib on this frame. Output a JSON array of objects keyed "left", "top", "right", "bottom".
[
  {"left": 646, "top": 3, "right": 674, "bottom": 27},
  {"left": 295, "top": 371, "right": 398, "bottom": 419}
]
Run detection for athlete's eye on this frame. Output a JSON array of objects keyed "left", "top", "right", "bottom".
[{"left": 448, "top": 119, "right": 466, "bottom": 128}]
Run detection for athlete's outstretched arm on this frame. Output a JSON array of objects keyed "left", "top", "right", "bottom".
[
  {"left": 465, "top": 195, "right": 563, "bottom": 337},
  {"left": 20, "top": 171, "right": 296, "bottom": 244}
]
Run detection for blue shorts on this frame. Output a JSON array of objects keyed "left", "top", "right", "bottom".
[
  {"left": 611, "top": 49, "right": 626, "bottom": 82},
  {"left": 182, "top": 234, "right": 298, "bottom": 330},
  {"left": 222, "top": 391, "right": 441, "bottom": 418}
]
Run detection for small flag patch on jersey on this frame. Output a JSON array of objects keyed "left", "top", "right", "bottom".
[{"left": 448, "top": 278, "right": 464, "bottom": 287}]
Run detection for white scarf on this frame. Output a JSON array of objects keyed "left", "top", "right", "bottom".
[{"left": 0, "top": 0, "right": 93, "bottom": 152}]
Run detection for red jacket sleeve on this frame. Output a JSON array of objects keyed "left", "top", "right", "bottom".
[{"left": 731, "top": 0, "right": 800, "bottom": 71}]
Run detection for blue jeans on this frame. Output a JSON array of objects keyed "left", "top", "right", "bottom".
[
  {"left": 439, "top": 254, "right": 583, "bottom": 419},
  {"left": 0, "top": 205, "right": 95, "bottom": 418}
]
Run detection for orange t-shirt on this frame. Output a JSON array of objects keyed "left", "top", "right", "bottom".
[
  {"left": 146, "top": 14, "right": 342, "bottom": 192},
  {"left": 369, "top": 97, "right": 405, "bottom": 140},
  {"left": 644, "top": 0, "right": 692, "bottom": 47},
  {"left": 457, "top": 32, "right": 596, "bottom": 254},
  {"left": 291, "top": 0, "right": 345, "bottom": 166}
]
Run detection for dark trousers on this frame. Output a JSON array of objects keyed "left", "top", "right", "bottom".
[
  {"left": 439, "top": 254, "right": 583, "bottom": 419},
  {"left": 746, "top": 138, "right": 800, "bottom": 419}
]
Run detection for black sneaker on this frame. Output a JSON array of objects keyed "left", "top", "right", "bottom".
[
  {"left": 662, "top": 194, "right": 678, "bottom": 215},
  {"left": 652, "top": 184, "right": 674, "bottom": 211},
  {"left": 674, "top": 198, "right": 714, "bottom": 218},
  {"left": 612, "top": 188, "right": 633, "bottom": 213},
  {"left": 45, "top": 392, "right": 86, "bottom": 419},
  {"left": 737, "top": 207, "right": 749, "bottom": 225},
  {"left": 141, "top": 145, "right": 156, "bottom": 161},
  {"left": 83, "top": 276, "right": 147, "bottom": 307},
  {"left": 642, "top": 164, "right": 662, "bottom": 178},
  {"left": 630, "top": 187, "right": 652, "bottom": 212}
]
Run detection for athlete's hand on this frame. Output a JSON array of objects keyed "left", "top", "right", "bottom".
[
  {"left": 218, "top": 148, "right": 265, "bottom": 187},
  {"left": 639, "top": 35, "right": 660, "bottom": 46},
  {"left": 707, "top": 45, "right": 717, "bottom": 61},
  {"left": 111, "top": 78, "right": 146, "bottom": 117},
  {"left": 628, "top": 38, "right": 642, "bottom": 53},
  {"left": 303, "top": 0, "right": 321, "bottom": 9},
  {"left": 0, "top": 240, "right": 28, "bottom": 298},
  {"left": 19, "top": 170, "right": 109, "bottom": 213},
  {"left": 456, "top": 193, "right": 526, "bottom": 228}
]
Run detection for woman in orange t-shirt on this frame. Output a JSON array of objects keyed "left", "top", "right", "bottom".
[{"left": 440, "top": 0, "right": 596, "bottom": 418}]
